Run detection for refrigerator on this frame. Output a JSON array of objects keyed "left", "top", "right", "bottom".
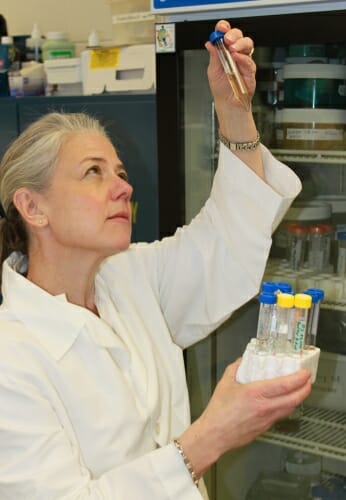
[{"left": 154, "top": 2, "right": 346, "bottom": 498}]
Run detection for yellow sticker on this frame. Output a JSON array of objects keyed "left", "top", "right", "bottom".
[{"left": 89, "top": 48, "right": 121, "bottom": 69}]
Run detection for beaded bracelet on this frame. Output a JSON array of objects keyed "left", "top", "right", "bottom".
[{"left": 173, "top": 439, "right": 199, "bottom": 487}]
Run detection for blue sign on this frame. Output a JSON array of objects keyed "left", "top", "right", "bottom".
[
  {"left": 153, "top": 0, "right": 254, "bottom": 9},
  {"left": 151, "top": 0, "right": 326, "bottom": 12},
  {"left": 153, "top": 0, "right": 251, "bottom": 7}
]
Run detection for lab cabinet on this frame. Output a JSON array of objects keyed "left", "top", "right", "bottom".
[
  {"left": 0, "top": 94, "right": 159, "bottom": 243},
  {"left": 0, "top": 98, "right": 18, "bottom": 157}
]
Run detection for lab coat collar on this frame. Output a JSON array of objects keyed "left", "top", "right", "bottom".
[{"left": 1, "top": 252, "right": 120, "bottom": 361}]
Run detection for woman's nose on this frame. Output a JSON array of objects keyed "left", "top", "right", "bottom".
[{"left": 110, "top": 175, "right": 133, "bottom": 200}]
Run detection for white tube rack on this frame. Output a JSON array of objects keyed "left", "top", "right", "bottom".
[{"left": 258, "top": 406, "right": 346, "bottom": 462}]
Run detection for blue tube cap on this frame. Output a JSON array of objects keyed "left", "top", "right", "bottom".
[
  {"left": 303, "top": 290, "right": 320, "bottom": 304},
  {"left": 209, "top": 30, "right": 225, "bottom": 44},
  {"left": 305, "top": 288, "right": 324, "bottom": 301},
  {"left": 276, "top": 282, "right": 292, "bottom": 293},
  {"left": 258, "top": 292, "right": 276, "bottom": 304},
  {"left": 261, "top": 281, "right": 278, "bottom": 293}
]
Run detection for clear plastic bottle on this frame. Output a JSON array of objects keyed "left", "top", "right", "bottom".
[
  {"left": 275, "top": 292, "right": 295, "bottom": 353},
  {"left": 292, "top": 293, "right": 312, "bottom": 353},
  {"left": 25, "top": 23, "right": 44, "bottom": 62},
  {"left": 256, "top": 292, "right": 277, "bottom": 353},
  {"left": 209, "top": 30, "right": 251, "bottom": 111}
]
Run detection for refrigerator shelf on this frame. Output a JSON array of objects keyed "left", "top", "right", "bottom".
[
  {"left": 258, "top": 406, "right": 346, "bottom": 462},
  {"left": 321, "top": 300, "right": 346, "bottom": 312},
  {"left": 271, "top": 149, "right": 346, "bottom": 165}
]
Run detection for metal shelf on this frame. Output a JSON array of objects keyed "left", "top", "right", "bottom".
[
  {"left": 271, "top": 149, "right": 346, "bottom": 165},
  {"left": 258, "top": 406, "right": 346, "bottom": 462}
]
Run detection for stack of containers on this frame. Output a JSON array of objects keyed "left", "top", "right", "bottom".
[
  {"left": 42, "top": 32, "right": 81, "bottom": 96},
  {"left": 273, "top": 43, "right": 346, "bottom": 151}
]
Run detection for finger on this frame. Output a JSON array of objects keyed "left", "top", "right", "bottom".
[
  {"left": 252, "top": 369, "right": 311, "bottom": 399},
  {"left": 223, "top": 28, "right": 244, "bottom": 46},
  {"left": 272, "top": 380, "right": 311, "bottom": 413},
  {"left": 205, "top": 40, "right": 224, "bottom": 73},
  {"left": 214, "top": 19, "right": 231, "bottom": 33},
  {"left": 226, "top": 35, "right": 254, "bottom": 56}
]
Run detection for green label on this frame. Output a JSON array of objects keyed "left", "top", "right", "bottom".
[
  {"left": 46, "top": 50, "right": 74, "bottom": 59},
  {"left": 293, "top": 320, "right": 306, "bottom": 351}
]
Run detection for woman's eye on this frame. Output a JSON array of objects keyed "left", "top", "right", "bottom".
[
  {"left": 118, "top": 171, "right": 129, "bottom": 182},
  {"left": 86, "top": 165, "right": 101, "bottom": 175}
]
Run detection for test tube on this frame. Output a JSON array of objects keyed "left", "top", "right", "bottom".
[
  {"left": 256, "top": 292, "right": 277, "bottom": 353},
  {"left": 304, "top": 288, "right": 324, "bottom": 346},
  {"left": 292, "top": 293, "right": 312, "bottom": 354},
  {"left": 275, "top": 292, "right": 295, "bottom": 353},
  {"left": 209, "top": 30, "right": 251, "bottom": 111}
]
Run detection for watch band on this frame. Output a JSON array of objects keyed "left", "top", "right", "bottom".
[{"left": 219, "top": 130, "right": 260, "bottom": 152}]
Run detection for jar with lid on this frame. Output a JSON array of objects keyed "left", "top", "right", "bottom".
[
  {"left": 272, "top": 201, "right": 332, "bottom": 259},
  {"left": 307, "top": 224, "right": 329, "bottom": 272},
  {"left": 42, "top": 32, "right": 75, "bottom": 61},
  {"left": 286, "top": 223, "right": 308, "bottom": 270},
  {"left": 337, "top": 231, "right": 346, "bottom": 277},
  {"left": 285, "top": 450, "right": 321, "bottom": 491},
  {"left": 319, "top": 223, "right": 334, "bottom": 271}
]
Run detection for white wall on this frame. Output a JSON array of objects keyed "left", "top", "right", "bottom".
[{"left": 1, "top": 0, "right": 114, "bottom": 44}]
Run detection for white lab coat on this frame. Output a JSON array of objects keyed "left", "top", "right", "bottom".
[{"left": 0, "top": 144, "right": 301, "bottom": 500}]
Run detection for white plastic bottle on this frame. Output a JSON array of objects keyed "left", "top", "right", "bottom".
[{"left": 25, "top": 23, "right": 43, "bottom": 62}]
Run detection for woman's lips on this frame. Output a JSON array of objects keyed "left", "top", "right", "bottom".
[{"left": 108, "top": 211, "right": 130, "bottom": 221}]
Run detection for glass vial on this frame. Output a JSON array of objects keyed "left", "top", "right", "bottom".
[{"left": 209, "top": 30, "right": 251, "bottom": 111}]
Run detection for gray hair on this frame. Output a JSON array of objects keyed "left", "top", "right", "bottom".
[{"left": 0, "top": 112, "right": 108, "bottom": 284}]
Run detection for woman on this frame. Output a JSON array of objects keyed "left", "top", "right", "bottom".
[{"left": 0, "top": 20, "right": 310, "bottom": 499}]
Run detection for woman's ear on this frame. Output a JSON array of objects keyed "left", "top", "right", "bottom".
[{"left": 13, "top": 188, "right": 47, "bottom": 228}]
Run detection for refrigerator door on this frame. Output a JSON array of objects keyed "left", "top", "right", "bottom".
[{"left": 156, "top": 6, "right": 346, "bottom": 500}]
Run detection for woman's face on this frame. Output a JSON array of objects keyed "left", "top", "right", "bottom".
[{"left": 39, "top": 131, "right": 133, "bottom": 259}]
